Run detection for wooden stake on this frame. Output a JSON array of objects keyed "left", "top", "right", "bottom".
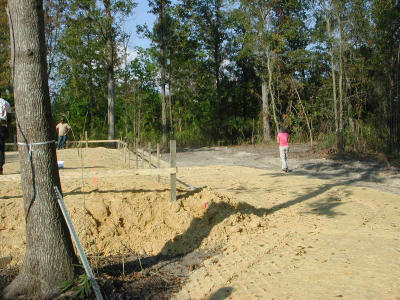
[
  {"left": 141, "top": 147, "right": 144, "bottom": 168},
  {"left": 124, "top": 143, "right": 127, "bottom": 164},
  {"left": 170, "top": 140, "right": 176, "bottom": 201},
  {"left": 157, "top": 143, "right": 160, "bottom": 183},
  {"left": 148, "top": 142, "right": 151, "bottom": 168},
  {"left": 128, "top": 143, "right": 131, "bottom": 168},
  {"left": 135, "top": 140, "right": 138, "bottom": 169},
  {"left": 85, "top": 131, "right": 88, "bottom": 148}
]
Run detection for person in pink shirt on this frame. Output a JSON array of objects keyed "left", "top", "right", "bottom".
[{"left": 277, "top": 127, "right": 290, "bottom": 172}]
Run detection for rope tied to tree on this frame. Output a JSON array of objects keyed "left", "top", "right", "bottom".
[
  {"left": 17, "top": 140, "right": 55, "bottom": 159},
  {"left": 17, "top": 140, "right": 56, "bottom": 222}
]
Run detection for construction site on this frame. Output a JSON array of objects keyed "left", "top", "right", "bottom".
[{"left": 1, "top": 143, "right": 399, "bottom": 299}]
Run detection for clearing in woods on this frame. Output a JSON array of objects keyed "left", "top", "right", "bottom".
[{"left": 0, "top": 144, "right": 399, "bottom": 299}]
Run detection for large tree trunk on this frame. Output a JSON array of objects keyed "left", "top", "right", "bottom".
[
  {"left": 5, "top": 1, "right": 77, "bottom": 298},
  {"left": 261, "top": 77, "right": 271, "bottom": 142},
  {"left": 104, "top": 0, "right": 115, "bottom": 141}
]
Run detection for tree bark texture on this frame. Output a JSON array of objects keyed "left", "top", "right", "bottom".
[
  {"left": 337, "top": 13, "right": 344, "bottom": 152},
  {"left": 261, "top": 77, "right": 271, "bottom": 142},
  {"left": 292, "top": 79, "right": 313, "bottom": 146},
  {"left": 168, "top": 78, "right": 174, "bottom": 139},
  {"left": 104, "top": 0, "right": 115, "bottom": 141},
  {"left": 159, "top": 3, "right": 168, "bottom": 149},
  {"left": 267, "top": 49, "right": 279, "bottom": 134},
  {"left": 327, "top": 14, "right": 339, "bottom": 151},
  {"left": 5, "top": 1, "right": 77, "bottom": 298},
  {"left": 161, "top": 58, "right": 167, "bottom": 147}
]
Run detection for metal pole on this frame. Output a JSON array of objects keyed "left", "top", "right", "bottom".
[{"left": 54, "top": 186, "right": 103, "bottom": 300}]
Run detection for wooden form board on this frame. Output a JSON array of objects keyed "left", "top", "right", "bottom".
[
  {"left": 4, "top": 139, "right": 120, "bottom": 147},
  {"left": 0, "top": 168, "right": 176, "bottom": 182},
  {"left": 132, "top": 148, "right": 170, "bottom": 168}
]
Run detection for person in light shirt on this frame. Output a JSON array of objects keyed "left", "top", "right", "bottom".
[
  {"left": 56, "top": 117, "right": 71, "bottom": 149},
  {"left": 0, "top": 98, "right": 12, "bottom": 175},
  {"left": 276, "top": 126, "right": 290, "bottom": 173}
]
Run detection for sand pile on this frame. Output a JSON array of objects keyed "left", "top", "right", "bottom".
[{"left": 1, "top": 184, "right": 266, "bottom": 267}]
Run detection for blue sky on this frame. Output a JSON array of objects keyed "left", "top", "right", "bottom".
[{"left": 123, "top": 0, "right": 156, "bottom": 49}]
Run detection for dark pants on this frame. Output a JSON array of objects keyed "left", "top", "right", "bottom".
[
  {"left": 0, "top": 126, "right": 9, "bottom": 171},
  {"left": 57, "top": 135, "right": 67, "bottom": 149}
]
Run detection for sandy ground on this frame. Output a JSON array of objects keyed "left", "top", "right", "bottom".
[{"left": 1, "top": 145, "right": 400, "bottom": 299}]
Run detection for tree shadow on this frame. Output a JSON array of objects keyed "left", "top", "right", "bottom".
[
  {"left": 263, "top": 165, "right": 382, "bottom": 218},
  {"left": 305, "top": 197, "right": 346, "bottom": 218},
  {"left": 179, "top": 147, "right": 220, "bottom": 153},
  {"left": 91, "top": 161, "right": 389, "bottom": 293},
  {"left": 293, "top": 160, "right": 390, "bottom": 182},
  {"left": 160, "top": 200, "right": 269, "bottom": 257},
  {"left": 208, "top": 287, "right": 234, "bottom": 300},
  {"left": 99, "top": 198, "right": 270, "bottom": 278},
  {"left": 99, "top": 166, "right": 374, "bottom": 278},
  {"left": 1, "top": 194, "right": 22, "bottom": 200}
]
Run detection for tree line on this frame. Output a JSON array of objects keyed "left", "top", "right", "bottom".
[
  {"left": 1, "top": 0, "right": 399, "bottom": 153},
  {"left": 0, "top": 1, "right": 399, "bottom": 298}
]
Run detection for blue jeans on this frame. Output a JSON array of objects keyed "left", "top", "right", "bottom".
[
  {"left": 57, "top": 135, "right": 67, "bottom": 149},
  {"left": 0, "top": 126, "right": 9, "bottom": 171}
]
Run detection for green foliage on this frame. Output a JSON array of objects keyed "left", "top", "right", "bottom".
[
  {"left": 0, "top": 0, "right": 10, "bottom": 97},
  {"left": 1, "top": 0, "right": 398, "bottom": 152},
  {"left": 315, "top": 131, "right": 336, "bottom": 151},
  {"left": 59, "top": 273, "right": 92, "bottom": 299}
]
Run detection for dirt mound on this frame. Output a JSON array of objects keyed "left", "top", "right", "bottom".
[{"left": 0, "top": 185, "right": 265, "bottom": 267}]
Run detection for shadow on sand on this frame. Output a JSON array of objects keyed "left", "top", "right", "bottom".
[
  {"left": 99, "top": 196, "right": 270, "bottom": 277},
  {"left": 99, "top": 163, "right": 387, "bottom": 280}
]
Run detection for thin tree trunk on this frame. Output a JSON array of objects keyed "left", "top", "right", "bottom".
[
  {"left": 132, "top": 87, "right": 137, "bottom": 142},
  {"left": 161, "top": 59, "right": 167, "bottom": 147},
  {"left": 168, "top": 78, "right": 174, "bottom": 139},
  {"left": 338, "top": 13, "right": 344, "bottom": 152},
  {"left": 261, "top": 77, "right": 271, "bottom": 142},
  {"left": 292, "top": 79, "right": 313, "bottom": 146},
  {"left": 327, "top": 14, "right": 339, "bottom": 151},
  {"left": 5, "top": 1, "right": 77, "bottom": 298},
  {"left": 158, "top": 2, "right": 167, "bottom": 149},
  {"left": 267, "top": 49, "right": 279, "bottom": 133},
  {"left": 103, "top": 0, "right": 115, "bottom": 141},
  {"left": 138, "top": 97, "right": 141, "bottom": 144}
]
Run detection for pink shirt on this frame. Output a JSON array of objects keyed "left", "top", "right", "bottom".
[{"left": 277, "top": 132, "right": 289, "bottom": 147}]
